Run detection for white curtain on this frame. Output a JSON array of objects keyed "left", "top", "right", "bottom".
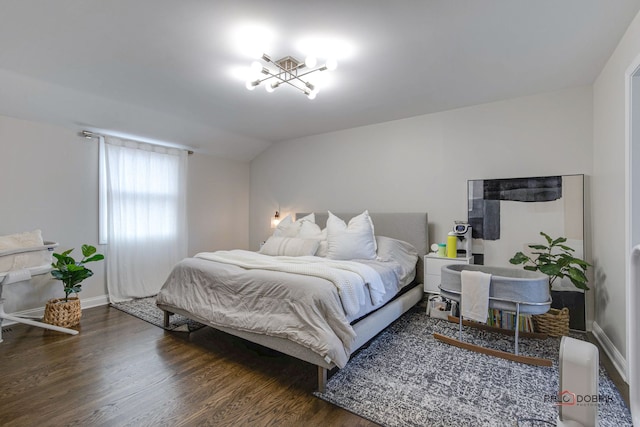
[{"left": 102, "top": 137, "right": 187, "bottom": 303}]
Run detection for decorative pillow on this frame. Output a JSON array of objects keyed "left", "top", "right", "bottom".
[
  {"left": 259, "top": 236, "right": 320, "bottom": 257},
  {"left": 315, "top": 241, "right": 329, "bottom": 258},
  {"left": 273, "top": 213, "right": 314, "bottom": 238},
  {"left": 326, "top": 210, "right": 377, "bottom": 260},
  {"left": 298, "top": 220, "right": 328, "bottom": 257},
  {"left": 297, "top": 212, "right": 315, "bottom": 224}
]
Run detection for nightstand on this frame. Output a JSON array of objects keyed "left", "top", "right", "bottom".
[{"left": 424, "top": 254, "right": 474, "bottom": 294}]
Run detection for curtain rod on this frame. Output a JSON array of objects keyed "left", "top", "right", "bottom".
[{"left": 81, "top": 130, "right": 194, "bottom": 155}]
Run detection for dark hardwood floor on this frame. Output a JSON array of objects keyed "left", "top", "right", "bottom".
[
  {"left": 0, "top": 305, "right": 630, "bottom": 427},
  {"left": 0, "top": 305, "right": 376, "bottom": 427}
]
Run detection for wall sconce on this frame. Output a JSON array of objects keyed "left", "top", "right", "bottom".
[{"left": 270, "top": 211, "right": 281, "bottom": 228}]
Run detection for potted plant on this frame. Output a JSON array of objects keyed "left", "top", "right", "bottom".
[
  {"left": 509, "top": 232, "right": 590, "bottom": 336},
  {"left": 44, "top": 244, "right": 104, "bottom": 328}
]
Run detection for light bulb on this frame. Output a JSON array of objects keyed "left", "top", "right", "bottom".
[
  {"left": 326, "top": 58, "right": 337, "bottom": 71},
  {"left": 306, "top": 82, "right": 319, "bottom": 97},
  {"left": 305, "top": 56, "right": 317, "bottom": 68},
  {"left": 245, "top": 80, "right": 257, "bottom": 91},
  {"left": 307, "top": 91, "right": 317, "bottom": 100},
  {"left": 266, "top": 83, "right": 276, "bottom": 93}
]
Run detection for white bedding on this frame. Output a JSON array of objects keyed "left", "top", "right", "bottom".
[
  {"left": 156, "top": 250, "right": 415, "bottom": 368},
  {"left": 195, "top": 250, "right": 386, "bottom": 316}
]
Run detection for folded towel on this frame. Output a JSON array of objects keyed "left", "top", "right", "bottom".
[{"left": 461, "top": 270, "right": 491, "bottom": 323}]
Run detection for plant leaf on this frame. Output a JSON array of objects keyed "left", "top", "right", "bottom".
[
  {"left": 569, "top": 275, "right": 590, "bottom": 290},
  {"left": 551, "top": 236, "right": 567, "bottom": 246},
  {"left": 82, "top": 245, "right": 97, "bottom": 257},
  {"left": 60, "top": 248, "right": 74, "bottom": 257},
  {"left": 567, "top": 267, "right": 588, "bottom": 283},
  {"left": 84, "top": 254, "right": 104, "bottom": 263},
  {"left": 571, "top": 258, "right": 591, "bottom": 268},
  {"left": 509, "top": 252, "right": 530, "bottom": 265},
  {"left": 539, "top": 264, "right": 562, "bottom": 276}
]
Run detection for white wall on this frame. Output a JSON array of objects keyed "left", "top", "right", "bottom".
[
  {"left": 250, "top": 86, "right": 594, "bottom": 254},
  {"left": 592, "top": 9, "right": 640, "bottom": 372},
  {"left": 187, "top": 152, "right": 250, "bottom": 254},
  {"left": 0, "top": 114, "right": 250, "bottom": 314}
]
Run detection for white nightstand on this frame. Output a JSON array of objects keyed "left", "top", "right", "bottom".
[{"left": 424, "top": 254, "right": 474, "bottom": 294}]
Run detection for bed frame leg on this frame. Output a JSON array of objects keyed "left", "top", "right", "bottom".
[
  {"left": 317, "top": 366, "right": 327, "bottom": 393},
  {"left": 163, "top": 310, "right": 172, "bottom": 328}
]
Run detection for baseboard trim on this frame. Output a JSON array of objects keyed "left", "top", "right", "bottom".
[
  {"left": 1, "top": 294, "right": 110, "bottom": 327},
  {"left": 592, "top": 320, "right": 628, "bottom": 383},
  {"left": 79, "top": 294, "right": 110, "bottom": 309}
]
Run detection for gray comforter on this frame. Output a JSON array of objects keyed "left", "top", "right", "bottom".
[{"left": 156, "top": 251, "right": 409, "bottom": 368}]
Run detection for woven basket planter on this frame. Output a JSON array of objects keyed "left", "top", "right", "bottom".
[
  {"left": 43, "top": 297, "right": 82, "bottom": 328},
  {"left": 533, "top": 307, "right": 570, "bottom": 337}
]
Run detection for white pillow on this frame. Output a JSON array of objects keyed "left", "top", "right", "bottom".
[
  {"left": 326, "top": 210, "right": 377, "bottom": 260},
  {"left": 375, "top": 235, "right": 419, "bottom": 286},
  {"left": 298, "top": 220, "right": 328, "bottom": 257},
  {"left": 259, "top": 236, "right": 320, "bottom": 257},
  {"left": 273, "top": 213, "right": 315, "bottom": 238}
]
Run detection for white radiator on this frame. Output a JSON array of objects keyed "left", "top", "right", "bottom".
[{"left": 557, "top": 336, "right": 599, "bottom": 427}]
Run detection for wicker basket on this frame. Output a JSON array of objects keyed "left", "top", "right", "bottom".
[
  {"left": 533, "top": 307, "right": 570, "bottom": 337},
  {"left": 43, "top": 297, "right": 81, "bottom": 328}
]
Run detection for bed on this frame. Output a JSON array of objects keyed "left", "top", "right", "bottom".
[{"left": 156, "top": 212, "right": 428, "bottom": 391}]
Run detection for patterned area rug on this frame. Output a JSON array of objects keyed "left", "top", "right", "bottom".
[
  {"left": 111, "top": 296, "right": 205, "bottom": 332},
  {"left": 315, "top": 309, "right": 631, "bottom": 427}
]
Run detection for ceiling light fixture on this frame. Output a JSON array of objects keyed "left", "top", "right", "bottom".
[{"left": 245, "top": 53, "right": 337, "bottom": 100}]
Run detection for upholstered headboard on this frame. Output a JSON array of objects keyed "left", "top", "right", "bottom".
[{"left": 296, "top": 212, "right": 428, "bottom": 284}]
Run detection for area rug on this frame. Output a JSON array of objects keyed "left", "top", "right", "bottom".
[
  {"left": 111, "top": 296, "right": 205, "bottom": 332},
  {"left": 315, "top": 309, "right": 631, "bottom": 427}
]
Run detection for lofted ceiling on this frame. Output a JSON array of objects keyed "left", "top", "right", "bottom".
[{"left": 0, "top": 0, "right": 639, "bottom": 161}]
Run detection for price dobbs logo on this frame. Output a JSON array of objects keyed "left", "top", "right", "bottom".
[
  {"left": 544, "top": 390, "right": 615, "bottom": 406},
  {"left": 557, "top": 390, "right": 577, "bottom": 406}
]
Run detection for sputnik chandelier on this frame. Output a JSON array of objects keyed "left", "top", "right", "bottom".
[{"left": 245, "top": 53, "right": 337, "bottom": 99}]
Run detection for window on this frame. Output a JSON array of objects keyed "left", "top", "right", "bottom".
[{"left": 100, "top": 136, "right": 187, "bottom": 302}]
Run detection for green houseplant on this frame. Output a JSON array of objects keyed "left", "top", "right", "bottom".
[
  {"left": 44, "top": 244, "right": 104, "bottom": 328},
  {"left": 509, "top": 232, "right": 590, "bottom": 336},
  {"left": 509, "top": 232, "right": 590, "bottom": 291},
  {"left": 51, "top": 244, "right": 105, "bottom": 301}
]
